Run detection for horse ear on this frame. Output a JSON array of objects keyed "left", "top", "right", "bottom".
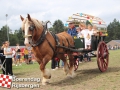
[
  {"left": 27, "top": 14, "right": 32, "bottom": 21},
  {"left": 20, "top": 15, "right": 24, "bottom": 21}
]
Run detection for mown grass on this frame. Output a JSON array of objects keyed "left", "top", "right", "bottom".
[{"left": 1, "top": 50, "right": 120, "bottom": 90}]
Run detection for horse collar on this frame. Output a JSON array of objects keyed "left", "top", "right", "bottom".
[{"left": 30, "top": 27, "right": 47, "bottom": 47}]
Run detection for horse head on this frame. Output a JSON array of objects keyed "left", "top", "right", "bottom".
[{"left": 20, "top": 14, "right": 43, "bottom": 45}]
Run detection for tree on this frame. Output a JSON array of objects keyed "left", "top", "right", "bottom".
[
  {"left": 64, "top": 26, "right": 69, "bottom": 32},
  {"left": 49, "top": 27, "right": 54, "bottom": 32},
  {"left": 106, "top": 19, "right": 120, "bottom": 42},
  {"left": 0, "top": 25, "right": 8, "bottom": 45},
  {"left": 9, "top": 34, "right": 18, "bottom": 46},
  {"left": 14, "top": 28, "right": 24, "bottom": 45},
  {"left": 53, "top": 20, "right": 64, "bottom": 33}
]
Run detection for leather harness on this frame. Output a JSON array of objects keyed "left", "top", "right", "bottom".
[{"left": 28, "top": 21, "right": 72, "bottom": 58}]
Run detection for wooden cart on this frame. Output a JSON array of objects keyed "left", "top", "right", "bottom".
[{"left": 65, "top": 13, "right": 109, "bottom": 72}]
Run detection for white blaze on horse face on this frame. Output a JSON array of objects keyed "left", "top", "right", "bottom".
[{"left": 24, "top": 23, "right": 29, "bottom": 44}]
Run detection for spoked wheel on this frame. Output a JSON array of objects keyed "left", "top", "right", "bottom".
[
  {"left": 74, "top": 56, "right": 79, "bottom": 71},
  {"left": 97, "top": 41, "right": 109, "bottom": 72}
]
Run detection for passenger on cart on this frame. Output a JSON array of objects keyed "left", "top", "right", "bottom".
[
  {"left": 76, "top": 27, "right": 84, "bottom": 63},
  {"left": 87, "top": 24, "right": 94, "bottom": 61},
  {"left": 80, "top": 23, "right": 89, "bottom": 49},
  {"left": 92, "top": 25, "right": 98, "bottom": 55},
  {"left": 87, "top": 24, "right": 94, "bottom": 49},
  {"left": 76, "top": 27, "right": 83, "bottom": 38},
  {"left": 92, "top": 25, "right": 98, "bottom": 35},
  {"left": 79, "top": 23, "right": 93, "bottom": 61}
]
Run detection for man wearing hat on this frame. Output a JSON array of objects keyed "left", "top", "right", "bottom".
[{"left": 67, "top": 22, "right": 77, "bottom": 37}]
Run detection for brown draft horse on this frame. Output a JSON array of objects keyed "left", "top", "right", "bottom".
[{"left": 20, "top": 14, "right": 76, "bottom": 85}]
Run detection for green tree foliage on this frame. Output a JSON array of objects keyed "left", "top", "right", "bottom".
[
  {"left": 64, "top": 27, "right": 69, "bottom": 32},
  {"left": 0, "top": 25, "right": 24, "bottom": 46},
  {"left": 49, "top": 27, "right": 54, "bottom": 32},
  {"left": 106, "top": 19, "right": 120, "bottom": 41},
  {"left": 17, "top": 28, "right": 24, "bottom": 45},
  {"left": 0, "top": 26, "right": 8, "bottom": 44},
  {"left": 53, "top": 20, "right": 64, "bottom": 33},
  {"left": 1, "top": 18, "right": 119, "bottom": 46}
]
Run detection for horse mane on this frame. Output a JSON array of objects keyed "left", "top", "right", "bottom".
[
  {"left": 23, "top": 17, "right": 43, "bottom": 31},
  {"left": 31, "top": 18, "right": 43, "bottom": 30}
]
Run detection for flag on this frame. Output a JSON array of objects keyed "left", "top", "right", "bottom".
[
  {"left": 64, "top": 23, "right": 68, "bottom": 26},
  {"left": 80, "top": 13, "right": 83, "bottom": 16},
  {"left": 0, "top": 74, "right": 12, "bottom": 88}
]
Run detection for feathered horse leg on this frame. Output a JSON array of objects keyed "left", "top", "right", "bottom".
[
  {"left": 40, "top": 58, "right": 51, "bottom": 85},
  {"left": 67, "top": 53, "right": 76, "bottom": 78}
]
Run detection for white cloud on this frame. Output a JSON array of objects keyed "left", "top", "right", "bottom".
[{"left": 0, "top": 0, "right": 120, "bottom": 31}]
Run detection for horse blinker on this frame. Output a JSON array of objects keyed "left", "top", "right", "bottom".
[{"left": 29, "top": 25, "right": 35, "bottom": 31}]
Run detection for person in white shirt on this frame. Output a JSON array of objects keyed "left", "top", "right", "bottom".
[
  {"left": 87, "top": 24, "right": 94, "bottom": 49},
  {"left": 80, "top": 23, "right": 89, "bottom": 49},
  {"left": 76, "top": 27, "right": 82, "bottom": 38},
  {"left": 4, "top": 41, "right": 13, "bottom": 75},
  {"left": 92, "top": 25, "right": 98, "bottom": 35},
  {"left": 79, "top": 23, "right": 89, "bottom": 62}
]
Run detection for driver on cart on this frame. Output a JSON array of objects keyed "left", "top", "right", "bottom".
[
  {"left": 67, "top": 22, "right": 84, "bottom": 62},
  {"left": 67, "top": 22, "right": 77, "bottom": 37}
]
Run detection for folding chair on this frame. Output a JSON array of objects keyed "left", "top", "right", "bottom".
[{"left": 0, "top": 58, "right": 6, "bottom": 74}]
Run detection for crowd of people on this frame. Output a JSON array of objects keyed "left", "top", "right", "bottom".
[
  {"left": 0, "top": 42, "right": 34, "bottom": 76},
  {"left": 68, "top": 22, "right": 98, "bottom": 62},
  {"left": 51, "top": 22, "right": 98, "bottom": 70},
  {"left": 108, "top": 45, "right": 120, "bottom": 50},
  {"left": 11, "top": 44, "right": 33, "bottom": 66}
]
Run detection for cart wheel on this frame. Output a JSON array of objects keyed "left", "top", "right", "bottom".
[
  {"left": 74, "top": 57, "right": 79, "bottom": 71},
  {"left": 97, "top": 41, "right": 109, "bottom": 72}
]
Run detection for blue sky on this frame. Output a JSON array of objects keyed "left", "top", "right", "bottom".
[{"left": 0, "top": 0, "right": 120, "bottom": 31}]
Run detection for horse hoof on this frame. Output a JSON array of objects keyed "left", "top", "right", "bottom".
[
  {"left": 71, "top": 73, "right": 76, "bottom": 78},
  {"left": 46, "top": 79, "right": 50, "bottom": 83},
  {"left": 42, "top": 81, "right": 50, "bottom": 85},
  {"left": 66, "top": 74, "right": 72, "bottom": 79},
  {"left": 42, "top": 82, "right": 47, "bottom": 85},
  {"left": 44, "top": 75, "right": 51, "bottom": 79}
]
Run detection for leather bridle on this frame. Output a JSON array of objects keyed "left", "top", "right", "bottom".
[{"left": 23, "top": 20, "right": 51, "bottom": 47}]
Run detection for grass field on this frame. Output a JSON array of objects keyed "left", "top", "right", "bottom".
[{"left": 1, "top": 50, "right": 120, "bottom": 90}]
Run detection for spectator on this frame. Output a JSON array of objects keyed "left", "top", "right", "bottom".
[
  {"left": 4, "top": 41, "right": 14, "bottom": 76},
  {"left": 28, "top": 50, "right": 33, "bottom": 64},
  {"left": 0, "top": 42, "right": 6, "bottom": 74},
  {"left": 23, "top": 46, "right": 29, "bottom": 64},
  {"left": 61, "top": 60, "right": 64, "bottom": 68},
  {"left": 12, "top": 48, "right": 16, "bottom": 65},
  {"left": 51, "top": 58, "right": 58, "bottom": 70},
  {"left": 15, "top": 43, "right": 21, "bottom": 66}
]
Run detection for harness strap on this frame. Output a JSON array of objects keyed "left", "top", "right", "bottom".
[
  {"left": 50, "top": 32, "right": 60, "bottom": 46},
  {"left": 60, "top": 35, "right": 75, "bottom": 48},
  {"left": 30, "top": 21, "right": 50, "bottom": 47},
  {"left": 31, "top": 30, "right": 47, "bottom": 47},
  {"left": 45, "top": 38, "right": 55, "bottom": 54}
]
